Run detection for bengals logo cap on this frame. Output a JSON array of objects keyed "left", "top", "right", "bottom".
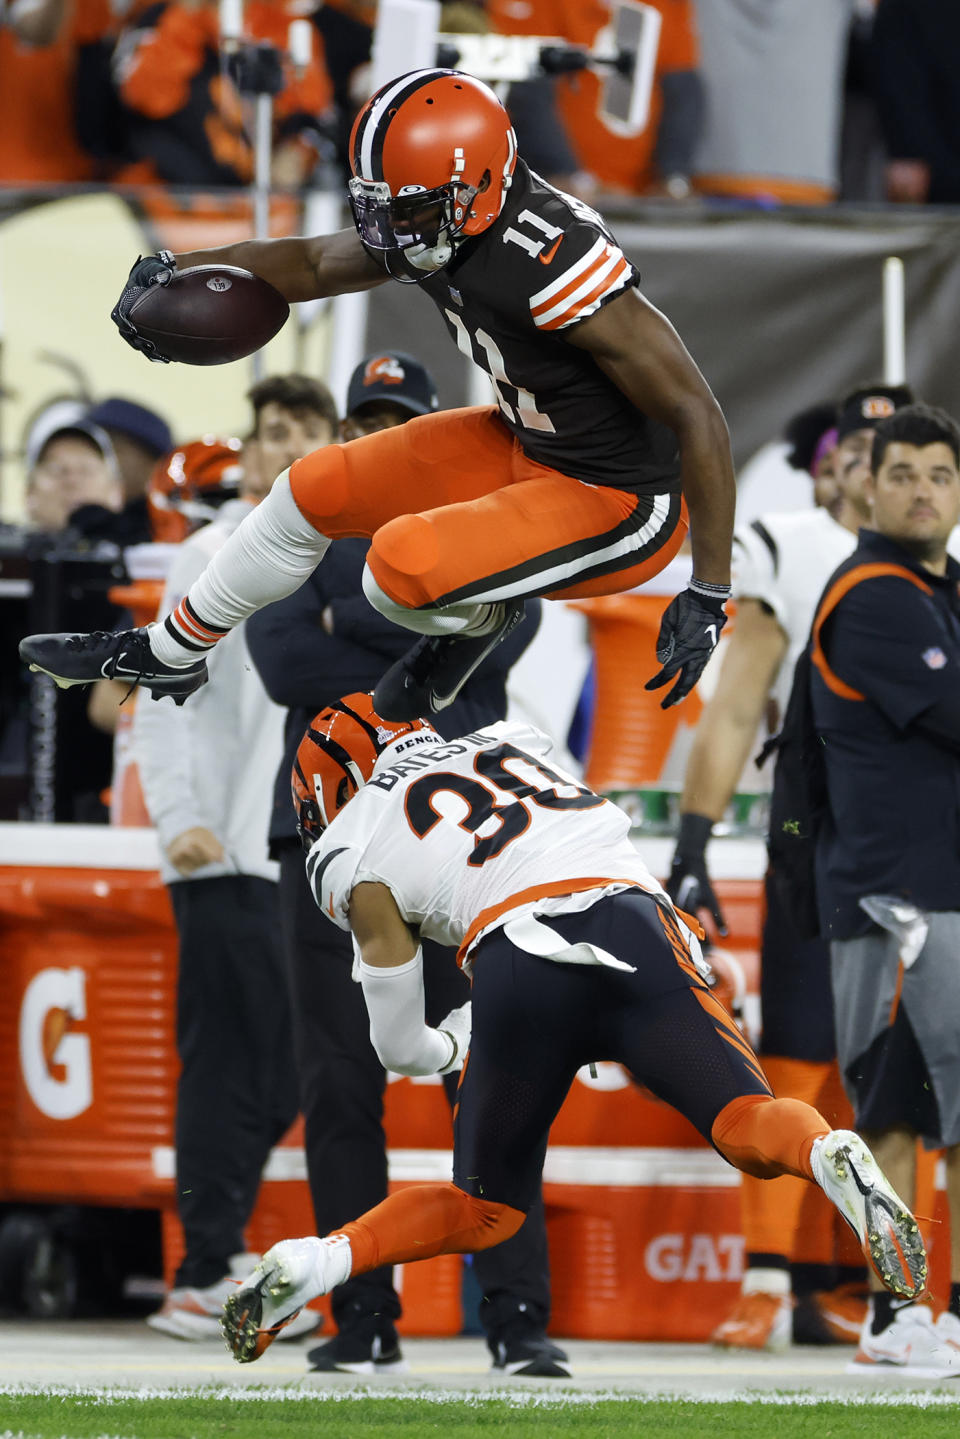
[{"left": 836, "top": 383, "right": 914, "bottom": 440}]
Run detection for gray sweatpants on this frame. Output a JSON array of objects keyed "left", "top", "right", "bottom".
[{"left": 831, "top": 912, "right": 960, "bottom": 1146}]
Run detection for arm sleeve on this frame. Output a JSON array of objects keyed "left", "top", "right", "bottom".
[
  {"left": 132, "top": 543, "right": 212, "bottom": 847},
  {"left": 357, "top": 948, "right": 455, "bottom": 1076},
  {"left": 731, "top": 519, "right": 784, "bottom": 627},
  {"left": 823, "top": 576, "right": 960, "bottom": 730},
  {"left": 913, "top": 691, "right": 960, "bottom": 754}
]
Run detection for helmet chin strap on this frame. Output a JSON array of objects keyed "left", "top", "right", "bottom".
[{"left": 384, "top": 235, "right": 459, "bottom": 284}]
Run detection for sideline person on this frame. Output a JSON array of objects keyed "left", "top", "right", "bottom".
[
  {"left": 135, "top": 375, "right": 338, "bottom": 1340},
  {"left": 667, "top": 384, "right": 914, "bottom": 1352},
  {"left": 807, "top": 403, "right": 960, "bottom": 1375}
]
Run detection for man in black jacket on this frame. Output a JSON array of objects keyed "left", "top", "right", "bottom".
[
  {"left": 809, "top": 403, "right": 960, "bottom": 1375},
  {"left": 246, "top": 352, "right": 563, "bottom": 1377}
]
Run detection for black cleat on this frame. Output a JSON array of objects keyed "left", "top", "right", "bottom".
[
  {"left": 20, "top": 629, "right": 208, "bottom": 706},
  {"left": 373, "top": 601, "right": 525, "bottom": 721},
  {"left": 307, "top": 1324, "right": 408, "bottom": 1375},
  {"left": 490, "top": 1334, "right": 571, "bottom": 1378}
]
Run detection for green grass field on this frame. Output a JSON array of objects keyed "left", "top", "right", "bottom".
[{"left": 3, "top": 1388, "right": 960, "bottom": 1439}]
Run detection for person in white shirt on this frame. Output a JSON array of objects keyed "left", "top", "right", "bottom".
[
  {"left": 666, "top": 383, "right": 915, "bottom": 1352},
  {"left": 216, "top": 693, "right": 926, "bottom": 1364},
  {"left": 135, "top": 375, "right": 339, "bottom": 1340}
]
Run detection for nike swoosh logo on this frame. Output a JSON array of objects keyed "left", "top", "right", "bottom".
[
  {"left": 705, "top": 624, "right": 718, "bottom": 647},
  {"left": 539, "top": 237, "right": 562, "bottom": 265},
  {"left": 102, "top": 654, "right": 141, "bottom": 679}
]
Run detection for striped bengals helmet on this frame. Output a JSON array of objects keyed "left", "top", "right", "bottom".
[
  {"left": 348, "top": 69, "right": 516, "bottom": 279},
  {"left": 292, "top": 692, "right": 438, "bottom": 847}
]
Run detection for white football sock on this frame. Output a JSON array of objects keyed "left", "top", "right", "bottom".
[{"left": 150, "top": 471, "right": 329, "bottom": 665}]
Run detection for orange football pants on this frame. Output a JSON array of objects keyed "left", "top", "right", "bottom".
[{"left": 288, "top": 405, "right": 686, "bottom": 609}]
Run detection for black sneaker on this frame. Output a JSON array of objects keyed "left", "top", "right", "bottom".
[
  {"left": 490, "top": 1334, "right": 571, "bottom": 1378},
  {"left": 373, "top": 601, "right": 525, "bottom": 721},
  {"left": 20, "top": 629, "right": 208, "bottom": 707},
  {"left": 307, "top": 1326, "right": 408, "bottom": 1375}
]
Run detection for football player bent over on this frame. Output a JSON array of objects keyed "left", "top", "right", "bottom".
[{"left": 221, "top": 693, "right": 926, "bottom": 1363}]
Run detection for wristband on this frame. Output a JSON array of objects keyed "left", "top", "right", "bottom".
[
  {"left": 689, "top": 578, "right": 732, "bottom": 601},
  {"left": 676, "top": 811, "right": 714, "bottom": 859}
]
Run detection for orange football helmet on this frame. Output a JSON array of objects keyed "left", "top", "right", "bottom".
[
  {"left": 292, "top": 692, "right": 438, "bottom": 847},
  {"left": 147, "top": 437, "right": 243, "bottom": 542},
  {"left": 348, "top": 68, "right": 517, "bottom": 280}
]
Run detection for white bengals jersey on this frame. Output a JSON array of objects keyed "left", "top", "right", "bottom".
[
  {"left": 732, "top": 507, "right": 856, "bottom": 718},
  {"left": 419, "top": 160, "right": 680, "bottom": 495},
  {"left": 305, "top": 721, "right": 665, "bottom": 965}
]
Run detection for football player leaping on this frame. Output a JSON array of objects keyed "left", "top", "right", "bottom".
[
  {"left": 220, "top": 693, "right": 926, "bottom": 1362},
  {"left": 21, "top": 69, "right": 732, "bottom": 720}
]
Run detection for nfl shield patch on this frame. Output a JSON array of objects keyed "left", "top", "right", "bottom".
[{"left": 923, "top": 647, "right": 947, "bottom": 669}]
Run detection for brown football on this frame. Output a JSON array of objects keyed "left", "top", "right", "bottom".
[{"left": 126, "top": 265, "right": 290, "bottom": 365}]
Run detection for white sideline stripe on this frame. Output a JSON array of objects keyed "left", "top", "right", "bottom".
[
  {"left": 0, "top": 826, "right": 770, "bottom": 879},
  {"left": 528, "top": 236, "right": 606, "bottom": 308},
  {"left": 150, "top": 1145, "right": 741, "bottom": 1187},
  {"left": 3, "top": 1385, "right": 960, "bottom": 1407},
  {"left": 534, "top": 248, "right": 625, "bottom": 328},
  {"left": 0, "top": 822, "right": 161, "bottom": 869}
]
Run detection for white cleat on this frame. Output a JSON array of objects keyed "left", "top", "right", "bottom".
[
  {"left": 852, "top": 1304, "right": 960, "bottom": 1378},
  {"left": 811, "top": 1130, "right": 927, "bottom": 1300},
  {"left": 936, "top": 1309, "right": 960, "bottom": 1353},
  {"left": 221, "top": 1235, "right": 351, "bottom": 1364}
]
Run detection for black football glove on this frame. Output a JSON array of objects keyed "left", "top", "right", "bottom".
[
  {"left": 111, "top": 251, "right": 176, "bottom": 362},
  {"left": 644, "top": 586, "right": 728, "bottom": 709},
  {"left": 665, "top": 812, "right": 728, "bottom": 938}
]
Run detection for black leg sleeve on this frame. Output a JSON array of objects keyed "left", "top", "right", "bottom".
[{"left": 422, "top": 939, "right": 554, "bottom": 1343}]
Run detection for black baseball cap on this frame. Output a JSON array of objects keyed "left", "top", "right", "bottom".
[
  {"left": 835, "top": 384, "right": 915, "bottom": 441},
  {"left": 346, "top": 352, "right": 439, "bottom": 420},
  {"left": 86, "top": 397, "right": 173, "bottom": 458}
]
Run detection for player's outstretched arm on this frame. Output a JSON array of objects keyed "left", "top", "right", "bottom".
[
  {"left": 667, "top": 599, "right": 787, "bottom": 931},
  {"left": 569, "top": 287, "right": 735, "bottom": 590},
  {"left": 349, "top": 882, "right": 470, "bottom": 1077},
  {"left": 111, "top": 230, "right": 388, "bottom": 360},
  {"left": 172, "top": 227, "right": 388, "bottom": 302}
]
